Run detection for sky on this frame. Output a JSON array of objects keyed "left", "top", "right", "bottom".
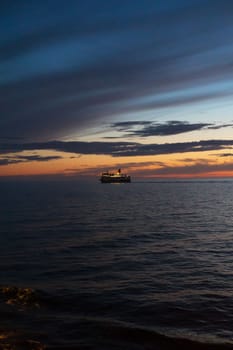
[{"left": 1, "top": 0, "right": 233, "bottom": 178}]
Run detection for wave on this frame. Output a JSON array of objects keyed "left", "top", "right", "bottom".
[
  {"left": 77, "top": 317, "right": 233, "bottom": 350},
  {"left": 1, "top": 286, "right": 233, "bottom": 349}
]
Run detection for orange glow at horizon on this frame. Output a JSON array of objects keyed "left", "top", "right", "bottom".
[{"left": 0, "top": 149, "right": 233, "bottom": 178}]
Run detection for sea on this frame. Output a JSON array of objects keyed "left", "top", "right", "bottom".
[{"left": 0, "top": 178, "right": 233, "bottom": 350}]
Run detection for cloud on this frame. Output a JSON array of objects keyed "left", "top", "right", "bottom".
[
  {"left": 0, "top": 139, "right": 233, "bottom": 161},
  {"left": 219, "top": 153, "right": 233, "bottom": 157},
  {"left": 0, "top": 154, "right": 63, "bottom": 166},
  {"left": 0, "top": 136, "right": 24, "bottom": 141},
  {"left": 0, "top": 159, "right": 22, "bottom": 166},
  {"left": 64, "top": 158, "right": 233, "bottom": 178},
  {"left": 207, "top": 123, "right": 233, "bottom": 130},
  {"left": 133, "top": 121, "right": 213, "bottom": 137},
  {"left": 146, "top": 161, "right": 233, "bottom": 177},
  {"left": 111, "top": 121, "right": 152, "bottom": 132},
  {"left": 16, "top": 155, "right": 63, "bottom": 162},
  {"left": 111, "top": 120, "right": 211, "bottom": 137}
]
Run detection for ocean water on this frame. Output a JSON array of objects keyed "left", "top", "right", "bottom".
[{"left": 0, "top": 178, "right": 233, "bottom": 349}]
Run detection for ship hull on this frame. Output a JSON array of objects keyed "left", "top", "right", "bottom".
[{"left": 100, "top": 176, "right": 131, "bottom": 183}]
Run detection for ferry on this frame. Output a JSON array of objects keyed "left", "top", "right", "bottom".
[{"left": 100, "top": 169, "right": 131, "bottom": 183}]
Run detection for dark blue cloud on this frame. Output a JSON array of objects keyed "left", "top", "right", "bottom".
[
  {"left": 0, "top": 159, "right": 21, "bottom": 166},
  {"left": 0, "top": 139, "right": 233, "bottom": 161},
  {"left": 131, "top": 121, "right": 211, "bottom": 137},
  {"left": 207, "top": 124, "right": 233, "bottom": 130},
  {"left": 111, "top": 120, "right": 211, "bottom": 137},
  {"left": 0, "top": 154, "right": 63, "bottom": 165}
]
